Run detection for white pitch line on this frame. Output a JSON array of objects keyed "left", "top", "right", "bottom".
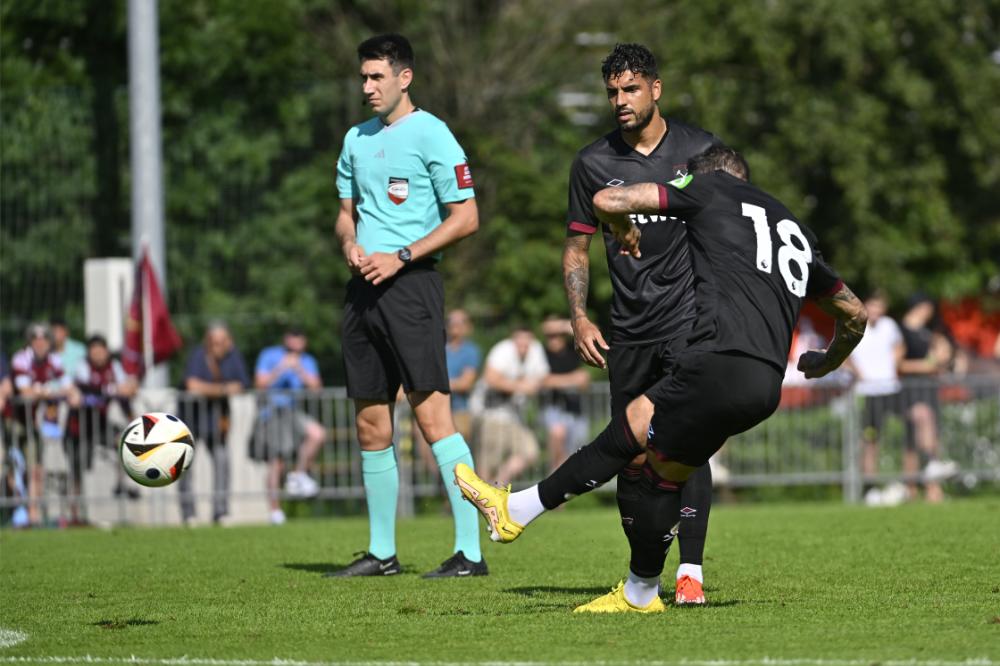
[
  {"left": 0, "top": 657, "right": 996, "bottom": 666},
  {"left": 0, "top": 631, "right": 27, "bottom": 650}
]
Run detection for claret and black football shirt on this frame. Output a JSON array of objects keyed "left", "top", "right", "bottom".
[
  {"left": 655, "top": 171, "right": 843, "bottom": 371},
  {"left": 566, "top": 118, "right": 721, "bottom": 345}
]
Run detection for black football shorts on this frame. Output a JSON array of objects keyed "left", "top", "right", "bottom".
[
  {"left": 341, "top": 262, "right": 450, "bottom": 401},
  {"left": 607, "top": 337, "right": 683, "bottom": 415},
  {"left": 645, "top": 351, "right": 783, "bottom": 468}
]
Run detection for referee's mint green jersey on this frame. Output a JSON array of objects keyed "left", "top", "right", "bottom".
[{"left": 336, "top": 110, "right": 475, "bottom": 255}]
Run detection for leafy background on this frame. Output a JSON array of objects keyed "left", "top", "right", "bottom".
[{"left": 2, "top": 0, "right": 999, "bottom": 381}]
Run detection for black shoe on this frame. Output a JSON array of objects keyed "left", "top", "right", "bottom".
[
  {"left": 422, "top": 551, "right": 488, "bottom": 578},
  {"left": 325, "top": 551, "right": 402, "bottom": 577}
]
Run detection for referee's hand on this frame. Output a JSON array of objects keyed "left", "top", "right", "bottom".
[
  {"left": 344, "top": 242, "right": 366, "bottom": 276},
  {"left": 359, "top": 252, "right": 404, "bottom": 285},
  {"left": 572, "top": 317, "right": 609, "bottom": 369}
]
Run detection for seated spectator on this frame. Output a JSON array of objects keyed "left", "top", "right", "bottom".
[
  {"left": 10, "top": 323, "right": 76, "bottom": 525},
  {"left": 476, "top": 325, "right": 549, "bottom": 484},
  {"left": 51, "top": 317, "right": 86, "bottom": 379},
  {"left": 412, "top": 308, "right": 481, "bottom": 486},
  {"left": 898, "top": 294, "right": 957, "bottom": 502},
  {"left": 0, "top": 349, "right": 24, "bottom": 527},
  {"left": 252, "top": 326, "right": 326, "bottom": 525},
  {"left": 446, "top": 309, "right": 481, "bottom": 444},
  {"left": 0, "top": 348, "right": 11, "bottom": 448},
  {"left": 66, "top": 335, "right": 139, "bottom": 518},
  {"left": 178, "top": 321, "right": 249, "bottom": 526},
  {"left": 539, "top": 317, "right": 590, "bottom": 470}
]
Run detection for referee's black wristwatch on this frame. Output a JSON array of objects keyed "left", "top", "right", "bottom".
[{"left": 397, "top": 247, "right": 413, "bottom": 264}]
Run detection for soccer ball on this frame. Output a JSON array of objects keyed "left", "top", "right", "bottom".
[{"left": 119, "top": 412, "right": 195, "bottom": 487}]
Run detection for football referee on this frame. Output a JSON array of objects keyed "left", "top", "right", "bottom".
[{"left": 331, "top": 34, "right": 484, "bottom": 578}]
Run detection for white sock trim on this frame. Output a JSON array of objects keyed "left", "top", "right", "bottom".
[
  {"left": 507, "top": 485, "right": 545, "bottom": 526},
  {"left": 677, "top": 562, "right": 703, "bottom": 583},
  {"left": 624, "top": 571, "right": 660, "bottom": 607}
]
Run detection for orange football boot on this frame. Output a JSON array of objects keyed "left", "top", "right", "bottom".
[{"left": 675, "top": 575, "right": 705, "bottom": 605}]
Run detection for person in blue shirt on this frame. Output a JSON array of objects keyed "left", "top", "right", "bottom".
[
  {"left": 445, "top": 309, "right": 480, "bottom": 444},
  {"left": 253, "top": 327, "right": 326, "bottom": 525},
  {"left": 178, "top": 321, "right": 249, "bottom": 526},
  {"left": 332, "top": 33, "right": 483, "bottom": 578}
]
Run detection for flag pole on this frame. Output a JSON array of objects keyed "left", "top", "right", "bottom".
[
  {"left": 129, "top": 0, "right": 168, "bottom": 389},
  {"left": 142, "top": 247, "right": 154, "bottom": 377}
]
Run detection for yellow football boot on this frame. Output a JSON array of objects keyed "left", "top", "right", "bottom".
[
  {"left": 572, "top": 581, "right": 666, "bottom": 614},
  {"left": 453, "top": 463, "right": 524, "bottom": 543}
]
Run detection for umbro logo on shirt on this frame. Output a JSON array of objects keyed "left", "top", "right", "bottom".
[
  {"left": 606, "top": 178, "right": 625, "bottom": 187},
  {"left": 374, "top": 149, "right": 385, "bottom": 159}
]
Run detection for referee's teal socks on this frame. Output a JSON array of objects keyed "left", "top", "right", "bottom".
[
  {"left": 361, "top": 447, "right": 398, "bottom": 560},
  {"left": 431, "top": 433, "right": 482, "bottom": 562}
]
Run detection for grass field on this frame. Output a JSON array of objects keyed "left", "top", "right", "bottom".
[{"left": 1, "top": 497, "right": 998, "bottom": 665}]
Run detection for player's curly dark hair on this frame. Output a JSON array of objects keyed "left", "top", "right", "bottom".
[
  {"left": 601, "top": 43, "right": 659, "bottom": 82},
  {"left": 357, "top": 33, "right": 414, "bottom": 73},
  {"left": 688, "top": 145, "right": 751, "bottom": 182}
]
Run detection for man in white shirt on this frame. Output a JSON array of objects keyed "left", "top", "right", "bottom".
[
  {"left": 476, "top": 326, "right": 550, "bottom": 484},
  {"left": 847, "top": 290, "right": 905, "bottom": 500}
]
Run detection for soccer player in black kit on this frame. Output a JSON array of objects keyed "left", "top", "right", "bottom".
[
  {"left": 456, "top": 146, "right": 868, "bottom": 613},
  {"left": 563, "top": 43, "right": 722, "bottom": 604}
]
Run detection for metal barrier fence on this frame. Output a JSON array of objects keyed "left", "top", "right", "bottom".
[{"left": 1, "top": 375, "right": 997, "bottom": 527}]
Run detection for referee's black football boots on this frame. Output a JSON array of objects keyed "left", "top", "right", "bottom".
[
  {"left": 325, "top": 551, "right": 402, "bottom": 577},
  {"left": 422, "top": 551, "right": 489, "bottom": 578}
]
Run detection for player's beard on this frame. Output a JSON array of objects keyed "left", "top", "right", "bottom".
[{"left": 618, "top": 103, "right": 655, "bottom": 133}]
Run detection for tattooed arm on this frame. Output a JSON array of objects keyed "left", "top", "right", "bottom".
[
  {"left": 797, "top": 282, "right": 869, "bottom": 379},
  {"left": 563, "top": 234, "right": 609, "bottom": 369},
  {"left": 592, "top": 184, "right": 663, "bottom": 259}
]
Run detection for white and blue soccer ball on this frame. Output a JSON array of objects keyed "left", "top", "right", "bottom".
[{"left": 119, "top": 412, "right": 195, "bottom": 488}]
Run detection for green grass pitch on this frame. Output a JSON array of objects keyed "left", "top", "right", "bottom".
[{"left": 1, "top": 498, "right": 998, "bottom": 665}]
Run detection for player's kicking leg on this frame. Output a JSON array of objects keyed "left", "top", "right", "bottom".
[{"left": 455, "top": 395, "right": 652, "bottom": 545}]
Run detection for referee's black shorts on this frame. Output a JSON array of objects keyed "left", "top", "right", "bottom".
[
  {"left": 341, "top": 262, "right": 450, "bottom": 402},
  {"left": 645, "top": 350, "right": 783, "bottom": 468}
]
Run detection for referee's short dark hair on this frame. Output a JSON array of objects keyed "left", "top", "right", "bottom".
[
  {"left": 688, "top": 145, "right": 751, "bottom": 182},
  {"left": 601, "top": 43, "right": 659, "bottom": 82},
  {"left": 357, "top": 33, "right": 414, "bottom": 73}
]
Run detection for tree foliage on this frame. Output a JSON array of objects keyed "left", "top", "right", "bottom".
[{"left": 2, "top": 0, "right": 998, "bottom": 378}]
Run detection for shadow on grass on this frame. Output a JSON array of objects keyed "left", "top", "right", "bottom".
[
  {"left": 507, "top": 586, "right": 746, "bottom": 608},
  {"left": 280, "top": 562, "right": 420, "bottom": 576},
  {"left": 671, "top": 599, "right": 743, "bottom": 608},
  {"left": 92, "top": 619, "right": 159, "bottom": 630},
  {"left": 506, "top": 585, "right": 613, "bottom": 597}
]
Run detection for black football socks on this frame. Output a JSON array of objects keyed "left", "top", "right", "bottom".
[
  {"left": 537, "top": 413, "right": 643, "bottom": 510},
  {"left": 678, "top": 462, "right": 713, "bottom": 567}
]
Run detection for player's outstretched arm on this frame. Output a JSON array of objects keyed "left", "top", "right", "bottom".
[
  {"left": 592, "top": 183, "right": 662, "bottom": 221},
  {"left": 797, "top": 283, "right": 868, "bottom": 379},
  {"left": 564, "top": 234, "right": 609, "bottom": 369},
  {"left": 592, "top": 184, "right": 662, "bottom": 259}
]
